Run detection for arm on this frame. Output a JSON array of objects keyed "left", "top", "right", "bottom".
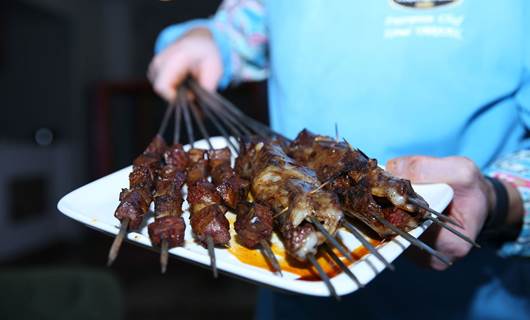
[{"left": 148, "top": 0, "right": 268, "bottom": 101}]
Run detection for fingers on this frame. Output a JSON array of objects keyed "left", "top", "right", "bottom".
[
  {"left": 149, "top": 49, "right": 190, "bottom": 102},
  {"left": 386, "top": 156, "right": 479, "bottom": 186},
  {"left": 404, "top": 220, "right": 472, "bottom": 271},
  {"left": 147, "top": 28, "right": 223, "bottom": 102},
  {"left": 195, "top": 57, "right": 223, "bottom": 92}
]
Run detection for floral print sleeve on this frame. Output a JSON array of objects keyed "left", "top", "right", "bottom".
[
  {"left": 154, "top": 0, "right": 268, "bottom": 88},
  {"left": 487, "top": 150, "right": 530, "bottom": 257}
]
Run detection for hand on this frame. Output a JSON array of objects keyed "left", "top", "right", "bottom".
[
  {"left": 148, "top": 27, "right": 223, "bottom": 102},
  {"left": 386, "top": 156, "right": 491, "bottom": 270}
]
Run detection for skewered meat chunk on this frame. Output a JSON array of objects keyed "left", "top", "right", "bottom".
[
  {"left": 235, "top": 202, "right": 273, "bottom": 249},
  {"left": 240, "top": 140, "right": 343, "bottom": 261},
  {"left": 144, "top": 134, "right": 167, "bottom": 156},
  {"left": 208, "top": 147, "right": 232, "bottom": 183},
  {"left": 148, "top": 144, "right": 189, "bottom": 247},
  {"left": 190, "top": 205, "right": 231, "bottom": 245},
  {"left": 288, "top": 129, "right": 429, "bottom": 237},
  {"left": 187, "top": 146, "right": 231, "bottom": 246},
  {"left": 187, "top": 148, "right": 209, "bottom": 184},
  {"left": 116, "top": 188, "right": 152, "bottom": 229},
  {"left": 208, "top": 147, "right": 250, "bottom": 209},
  {"left": 277, "top": 218, "right": 319, "bottom": 261},
  {"left": 128, "top": 166, "right": 156, "bottom": 190},
  {"left": 164, "top": 143, "right": 189, "bottom": 170},
  {"left": 148, "top": 216, "right": 185, "bottom": 247},
  {"left": 114, "top": 135, "right": 166, "bottom": 230},
  {"left": 187, "top": 179, "right": 230, "bottom": 245}
]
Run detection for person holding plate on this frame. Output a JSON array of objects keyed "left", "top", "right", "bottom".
[{"left": 148, "top": 0, "right": 530, "bottom": 319}]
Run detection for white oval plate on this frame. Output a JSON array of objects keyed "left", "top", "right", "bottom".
[{"left": 57, "top": 137, "right": 453, "bottom": 297}]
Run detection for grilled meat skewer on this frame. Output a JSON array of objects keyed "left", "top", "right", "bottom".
[
  {"left": 148, "top": 143, "right": 189, "bottom": 273},
  {"left": 288, "top": 129, "right": 463, "bottom": 238},
  {"left": 288, "top": 129, "right": 475, "bottom": 265},
  {"left": 239, "top": 140, "right": 345, "bottom": 262},
  {"left": 208, "top": 147, "right": 250, "bottom": 210},
  {"left": 108, "top": 134, "right": 167, "bottom": 266}
]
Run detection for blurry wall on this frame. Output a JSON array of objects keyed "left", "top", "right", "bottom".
[
  {"left": 0, "top": 0, "right": 221, "bottom": 259},
  {"left": 0, "top": 2, "right": 261, "bottom": 319}
]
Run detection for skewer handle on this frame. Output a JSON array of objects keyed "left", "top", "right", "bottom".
[
  {"left": 160, "top": 239, "right": 169, "bottom": 274},
  {"left": 207, "top": 236, "right": 218, "bottom": 278},
  {"left": 260, "top": 239, "right": 282, "bottom": 276},
  {"left": 107, "top": 218, "right": 129, "bottom": 266},
  {"left": 307, "top": 253, "right": 339, "bottom": 301}
]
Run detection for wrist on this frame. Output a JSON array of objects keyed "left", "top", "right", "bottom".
[
  {"left": 481, "top": 176, "right": 509, "bottom": 235},
  {"left": 485, "top": 176, "right": 497, "bottom": 220},
  {"left": 502, "top": 180, "right": 525, "bottom": 226},
  {"left": 480, "top": 175, "right": 524, "bottom": 239}
]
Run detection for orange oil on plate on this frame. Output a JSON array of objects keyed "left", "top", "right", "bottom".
[{"left": 226, "top": 214, "right": 381, "bottom": 281}]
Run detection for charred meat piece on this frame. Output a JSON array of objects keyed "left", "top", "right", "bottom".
[
  {"left": 208, "top": 147, "right": 233, "bottom": 188},
  {"left": 240, "top": 140, "right": 343, "bottom": 261},
  {"left": 148, "top": 216, "right": 186, "bottom": 247},
  {"left": 128, "top": 166, "right": 156, "bottom": 190},
  {"left": 144, "top": 135, "right": 167, "bottom": 157},
  {"left": 288, "top": 129, "right": 429, "bottom": 237},
  {"left": 288, "top": 129, "right": 374, "bottom": 182},
  {"left": 216, "top": 175, "right": 250, "bottom": 209},
  {"left": 115, "top": 188, "right": 152, "bottom": 230},
  {"left": 234, "top": 139, "right": 261, "bottom": 179},
  {"left": 164, "top": 143, "right": 189, "bottom": 171},
  {"left": 208, "top": 147, "right": 250, "bottom": 210},
  {"left": 277, "top": 218, "right": 319, "bottom": 261},
  {"left": 114, "top": 135, "right": 166, "bottom": 230},
  {"left": 187, "top": 179, "right": 230, "bottom": 246},
  {"left": 149, "top": 144, "right": 189, "bottom": 249},
  {"left": 187, "top": 148, "right": 209, "bottom": 185},
  {"left": 235, "top": 202, "right": 273, "bottom": 249},
  {"left": 190, "top": 205, "right": 231, "bottom": 245}
]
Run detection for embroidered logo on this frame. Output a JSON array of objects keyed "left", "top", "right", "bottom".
[{"left": 391, "top": 0, "right": 459, "bottom": 9}]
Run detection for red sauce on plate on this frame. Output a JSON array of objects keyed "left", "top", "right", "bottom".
[{"left": 226, "top": 215, "right": 381, "bottom": 281}]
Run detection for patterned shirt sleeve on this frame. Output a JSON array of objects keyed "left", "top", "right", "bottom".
[
  {"left": 154, "top": 0, "right": 268, "bottom": 88},
  {"left": 486, "top": 151, "right": 530, "bottom": 257}
]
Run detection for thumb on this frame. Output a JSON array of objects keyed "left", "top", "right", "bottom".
[{"left": 386, "top": 156, "right": 460, "bottom": 184}]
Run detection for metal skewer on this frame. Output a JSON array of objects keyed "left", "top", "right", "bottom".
[
  {"left": 107, "top": 218, "right": 129, "bottom": 266},
  {"left": 206, "top": 236, "right": 218, "bottom": 278},
  {"left": 260, "top": 239, "right": 282, "bottom": 276},
  {"left": 324, "top": 243, "right": 363, "bottom": 288},
  {"left": 189, "top": 98, "right": 285, "bottom": 277},
  {"left": 158, "top": 102, "right": 185, "bottom": 274},
  {"left": 188, "top": 79, "right": 286, "bottom": 141},
  {"left": 427, "top": 217, "right": 480, "bottom": 248},
  {"left": 180, "top": 92, "right": 195, "bottom": 148},
  {"left": 408, "top": 198, "right": 464, "bottom": 229},
  {"left": 372, "top": 214, "right": 452, "bottom": 266},
  {"left": 307, "top": 253, "right": 339, "bottom": 301},
  {"left": 200, "top": 102, "right": 250, "bottom": 145},
  {"left": 194, "top": 91, "right": 254, "bottom": 139},
  {"left": 341, "top": 219, "right": 395, "bottom": 271},
  {"left": 107, "top": 103, "right": 174, "bottom": 267},
  {"left": 180, "top": 92, "right": 219, "bottom": 278},
  {"left": 197, "top": 100, "right": 239, "bottom": 152},
  {"left": 160, "top": 239, "right": 169, "bottom": 274},
  {"left": 310, "top": 216, "right": 354, "bottom": 263}
]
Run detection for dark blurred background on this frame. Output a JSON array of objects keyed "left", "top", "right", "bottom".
[{"left": 0, "top": 0, "right": 268, "bottom": 319}]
